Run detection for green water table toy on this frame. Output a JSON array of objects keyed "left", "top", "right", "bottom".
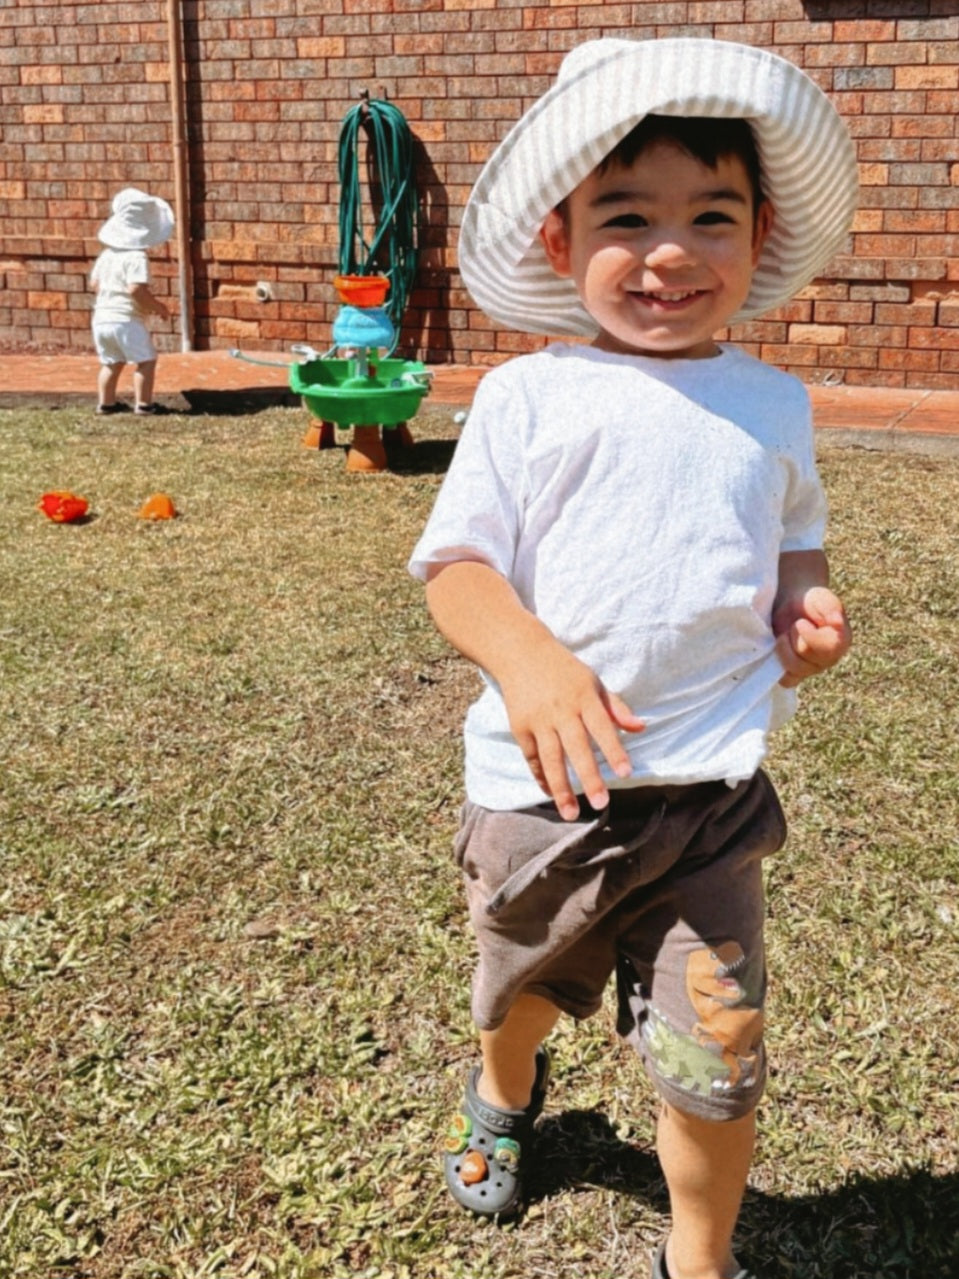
[{"left": 293, "top": 274, "right": 431, "bottom": 472}]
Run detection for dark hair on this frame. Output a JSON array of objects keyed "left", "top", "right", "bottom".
[{"left": 599, "top": 114, "right": 765, "bottom": 213}]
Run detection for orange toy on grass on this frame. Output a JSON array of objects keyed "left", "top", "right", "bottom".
[
  {"left": 38, "top": 491, "right": 89, "bottom": 523},
  {"left": 138, "top": 493, "right": 177, "bottom": 521}
]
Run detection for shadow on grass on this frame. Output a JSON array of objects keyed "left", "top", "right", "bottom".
[
  {"left": 529, "top": 1111, "right": 958, "bottom": 1277},
  {"left": 739, "top": 1165, "right": 959, "bottom": 1279},
  {"left": 177, "top": 387, "right": 300, "bottom": 414},
  {"left": 386, "top": 437, "right": 458, "bottom": 475},
  {"left": 532, "top": 1110, "right": 664, "bottom": 1203}
]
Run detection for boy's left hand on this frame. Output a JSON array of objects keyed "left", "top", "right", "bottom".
[{"left": 773, "top": 586, "right": 851, "bottom": 688}]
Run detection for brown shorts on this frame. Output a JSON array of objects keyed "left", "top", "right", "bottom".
[{"left": 453, "top": 772, "right": 787, "bottom": 1120}]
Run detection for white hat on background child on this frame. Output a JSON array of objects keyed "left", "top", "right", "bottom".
[
  {"left": 459, "top": 37, "right": 859, "bottom": 335},
  {"left": 98, "top": 188, "right": 175, "bottom": 250}
]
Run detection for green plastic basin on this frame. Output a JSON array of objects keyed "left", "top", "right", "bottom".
[{"left": 290, "top": 358, "right": 430, "bottom": 426}]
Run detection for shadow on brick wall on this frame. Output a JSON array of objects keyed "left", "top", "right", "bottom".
[
  {"left": 801, "top": 0, "right": 959, "bottom": 17},
  {"left": 181, "top": 1, "right": 214, "bottom": 337},
  {"left": 398, "top": 138, "right": 454, "bottom": 364}
]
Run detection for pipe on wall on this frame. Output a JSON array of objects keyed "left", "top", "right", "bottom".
[{"left": 166, "top": 0, "right": 194, "bottom": 351}]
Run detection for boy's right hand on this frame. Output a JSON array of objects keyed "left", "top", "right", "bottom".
[
  {"left": 425, "top": 559, "right": 642, "bottom": 821},
  {"left": 499, "top": 644, "right": 644, "bottom": 821}
]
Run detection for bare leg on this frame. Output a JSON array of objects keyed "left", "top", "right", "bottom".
[
  {"left": 656, "top": 1103, "right": 755, "bottom": 1279},
  {"left": 476, "top": 992, "right": 562, "bottom": 1110},
  {"left": 134, "top": 358, "right": 158, "bottom": 409},
  {"left": 98, "top": 363, "right": 123, "bottom": 408}
]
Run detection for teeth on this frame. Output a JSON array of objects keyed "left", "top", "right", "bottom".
[{"left": 628, "top": 289, "right": 698, "bottom": 301}]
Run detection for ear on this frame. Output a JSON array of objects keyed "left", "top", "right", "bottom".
[
  {"left": 751, "top": 199, "right": 775, "bottom": 267},
  {"left": 540, "top": 208, "right": 572, "bottom": 278}
]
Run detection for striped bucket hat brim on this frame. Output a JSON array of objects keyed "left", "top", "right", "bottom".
[{"left": 458, "top": 38, "right": 859, "bottom": 335}]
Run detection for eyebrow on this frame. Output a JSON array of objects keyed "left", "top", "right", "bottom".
[{"left": 589, "top": 185, "right": 750, "bottom": 208}]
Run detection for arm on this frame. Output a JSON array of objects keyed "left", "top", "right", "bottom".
[
  {"left": 772, "top": 549, "right": 852, "bottom": 688},
  {"left": 425, "top": 559, "right": 644, "bottom": 820},
  {"left": 130, "top": 282, "right": 169, "bottom": 320}
]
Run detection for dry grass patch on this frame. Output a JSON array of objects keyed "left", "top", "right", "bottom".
[{"left": 1, "top": 405, "right": 957, "bottom": 1278}]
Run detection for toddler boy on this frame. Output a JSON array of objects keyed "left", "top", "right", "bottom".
[
  {"left": 410, "top": 38, "right": 857, "bottom": 1279},
  {"left": 91, "top": 188, "right": 174, "bottom": 416}
]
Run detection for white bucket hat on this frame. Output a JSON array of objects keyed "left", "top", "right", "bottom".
[
  {"left": 98, "top": 188, "right": 175, "bottom": 250},
  {"left": 459, "top": 38, "right": 859, "bottom": 335}
]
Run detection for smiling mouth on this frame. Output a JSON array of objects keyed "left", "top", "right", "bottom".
[{"left": 630, "top": 289, "right": 702, "bottom": 303}]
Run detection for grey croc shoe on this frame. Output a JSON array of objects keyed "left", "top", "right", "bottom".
[
  {"left": 443, "top": 1047, "right": 550, "bottom": 1218},
  {"left": 651, "top": 1239, "right": 757, "bottom": 1279}
]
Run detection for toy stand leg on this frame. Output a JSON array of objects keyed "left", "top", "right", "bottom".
[
  {"left": 347, "top": 424, "right": 388, "bottom": 472},
  {"left": 393, "top": 422, "right": 415, "bottom": 449},
  {"left": 383, "top": 421, "right": 415, "bottom": 465},
  {"left": 302, "top": 420, "right": 337, "bottom": 450}
]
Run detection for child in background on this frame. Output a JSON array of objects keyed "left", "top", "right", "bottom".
[
  {"left": 409, "top": 38, "right": 858, "bottom": 1279},
  {"left": 91, "top": 188, "right": 174, "bottom": 415}
]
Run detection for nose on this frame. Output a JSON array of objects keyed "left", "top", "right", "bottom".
[{"left": 644, "top": 233, "right": 696, "bottom": 270}]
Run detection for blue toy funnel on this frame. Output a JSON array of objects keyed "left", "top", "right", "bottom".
[{"left": 332, "top": 305, "right": 395, "bottom": 351}]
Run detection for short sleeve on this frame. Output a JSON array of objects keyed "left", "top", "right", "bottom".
[
  {"left": 780, "top": 386, "right": 828, "bottom": 552},
  {"left": 123, "top": 252, "right": 151, "bottom": 288},
  {"left": 408, "top": 369, "right": 528, "bottom": 581}
]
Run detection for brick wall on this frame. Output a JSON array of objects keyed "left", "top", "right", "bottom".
[{"left": 1, "top": 0, "right": 957, "bottom": 387}]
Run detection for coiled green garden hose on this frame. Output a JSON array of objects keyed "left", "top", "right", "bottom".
[{"left": 337, "top": 97, "right": 419, "bottom": 338}]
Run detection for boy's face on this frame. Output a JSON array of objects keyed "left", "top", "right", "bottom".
[{"left": 540, "top": 139, "right": 774, "bottom": 360}]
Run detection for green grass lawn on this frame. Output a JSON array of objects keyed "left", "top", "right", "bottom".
[{"left": 2, "top": 404, "right": 957, "bottom": 1279}]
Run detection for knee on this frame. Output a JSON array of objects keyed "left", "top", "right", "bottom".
[{"left": 661, "top": 1100, "right": 756, "bottom": 1134}]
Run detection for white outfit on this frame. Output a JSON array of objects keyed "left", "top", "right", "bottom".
[
  {"left": 90, "top": 248, "right": 156, "bottom": 364},
  {"left": 409, "top": 344, "right": 827, "bottom": 811}
]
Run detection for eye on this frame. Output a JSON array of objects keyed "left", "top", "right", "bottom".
[
  {"left": 694, "top": 210, "right": 737, "bottom": 226},
  {"left": 603, "top": 213, "right": 648, "bottom": 229}
]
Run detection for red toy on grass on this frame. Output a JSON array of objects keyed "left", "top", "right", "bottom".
[{"left": 37, "top": 491, "right": 89, "bottom": 523}]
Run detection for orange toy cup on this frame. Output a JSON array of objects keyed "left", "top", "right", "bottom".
[
  {"left": 332, "top": 274, "right": 390, "bottom": 307},
  {"left": 138, "top": 493, "right": 177, "bottom": 520},
  {"left": 38, "top": 491, "right": 89, "bottom": 523}
]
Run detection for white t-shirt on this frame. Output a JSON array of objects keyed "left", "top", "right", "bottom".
[
  {"left": 409, "top": 344, "right": 827, "bottom": 810},
  {"left": 90, "top": 248, "right": 150, "bottom": 324}
]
